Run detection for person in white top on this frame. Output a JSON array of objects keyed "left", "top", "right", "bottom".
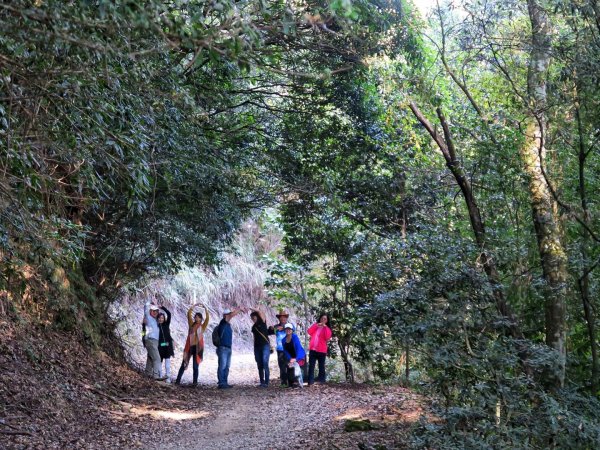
[{"left": 143, "top": 302, "right": 165, "bottom": 380}]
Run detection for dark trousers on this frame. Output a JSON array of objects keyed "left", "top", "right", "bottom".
[
  {"left": 254, "top": 344, "right": 270, "bottom": 385},
  {"left": 176, "top": 345, "right": 199, "bottom": 384},
  {"left": 308, "top": 350, "right": 327, "bottom": 384},
  {"left": 277, "top": 350, "right": 288, "bottom": 385}
]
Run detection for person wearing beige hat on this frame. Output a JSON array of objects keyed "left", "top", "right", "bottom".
[{"left": 268, "top": 310, "right": 295, "bottom": 387}]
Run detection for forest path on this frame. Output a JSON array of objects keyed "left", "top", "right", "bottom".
[
  {"left": 1, "top": 347, "right": 423, "bottom": 450},
  {"left": 141, "top": 381, "right": 422, "bottom": 450}
]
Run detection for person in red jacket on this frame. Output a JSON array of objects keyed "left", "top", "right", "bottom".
[{"left": 307, "top": 313, "right": 332, "bottom": 385}]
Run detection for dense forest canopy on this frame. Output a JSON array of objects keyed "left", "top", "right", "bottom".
[{"left": 2, "top": 0, "right": 600, "bottom": 447}]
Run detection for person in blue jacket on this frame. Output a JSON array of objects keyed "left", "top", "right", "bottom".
[
  {"left": 215, "top": 308, "right": 242, "bottom": 389},
  {"left": 268, "top": 310, "right": 295, "bottom": 386},
  {"left": 281, "top": 323, "right": 306, "bottom": 388}
]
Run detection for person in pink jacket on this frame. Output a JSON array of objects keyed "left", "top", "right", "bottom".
[{"left": 307, "top": 313, "right": 332, "bottom": 385}]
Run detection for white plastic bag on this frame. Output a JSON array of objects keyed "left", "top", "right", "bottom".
[{"left": 292, "top": 362, "right": 301, "bottom": 378}]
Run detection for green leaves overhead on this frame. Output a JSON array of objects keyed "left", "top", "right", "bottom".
[{"left": 0, "top": 0, "right": 407, "bottom": 297}]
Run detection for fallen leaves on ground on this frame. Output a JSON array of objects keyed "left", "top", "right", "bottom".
[{"left": 0, "top": 321, "right": 427, "bottom": 450}]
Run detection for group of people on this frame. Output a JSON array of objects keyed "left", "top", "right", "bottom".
[{"left": 142, "top": 301, "right": 333, "bottom": 389}]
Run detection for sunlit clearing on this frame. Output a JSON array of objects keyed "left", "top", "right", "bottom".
[
  {"left": 128, "top": 406, "right": 208, "bottom": 421},
  {"left": 396, "top": 409, "right": 421, "bottom": 423},
  {"left": 335, "top": 407, "right": 423, "bottom": 424},
  {"left": 334, "top": 408, "right": 370, "bottom": 421},
  {"left": 412, "top": 0, "right": 437, "bottom": 15}
]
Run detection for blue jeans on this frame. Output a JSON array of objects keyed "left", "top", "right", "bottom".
[
  {"left": 217, "top": 346, "right": 232, "bottom": 387},
  {"left": 254, "top": 344, "right": 270, "bottom": 385}
]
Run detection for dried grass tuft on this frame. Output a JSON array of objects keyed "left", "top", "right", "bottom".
[{"left": 108, "top": 218, "right": 302, "bottom": 371}]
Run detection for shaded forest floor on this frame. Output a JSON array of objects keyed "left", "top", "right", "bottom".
[{"left": 0, "top": 322, "right": 426, "bottom": 450}]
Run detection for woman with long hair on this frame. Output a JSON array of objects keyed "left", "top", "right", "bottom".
[
  {"left": 157, "top": 305, "right": 174, "bottom": 382},
  {"left": 175, "top": 303, "right": 209, "bottom": 386},
  {"left": 250, "top": 308, "right": 271, "bottom": 388},
  {"left": 307, "top": 313, "right": 332, "bottom": 385}
]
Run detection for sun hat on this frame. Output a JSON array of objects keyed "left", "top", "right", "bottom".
[
  {"left": 223, "top": 308, "right": 232, "bottom": 315},
  {"left": 284, "top": 323, "right": 293, "bottom": 330}
]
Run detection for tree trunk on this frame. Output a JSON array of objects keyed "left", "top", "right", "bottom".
[
  {"left": 520, "top": 121, "right": 568, "bottom": 388},
  {"left": 591, "top": 0, "right": 600, "bottom": 34},
  {"left": 575, "top": 103, "right": 599, "bottom": 391},
  {"left": 405, "top": 340, "right": 410, "bottom": 382},
  {"left": 338, "top": 339, "right": 354, "bottom": 382},
  {"left": 299, "top": 271, "right": 309, "bottom": 352},
  {"left": 523, "top": 0, "right": 567, "bottom": 388},
  {"left": 408, "top": 103, "right": 522, "bottom": 338}
]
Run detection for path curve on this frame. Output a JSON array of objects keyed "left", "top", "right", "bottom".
[{"left": 142, "top": 383, "right": 421, "bottom": 450}]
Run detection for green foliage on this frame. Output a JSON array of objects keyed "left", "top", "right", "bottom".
[
  {"left": 0, "top": 0, "right": 402, "bottom": 312},
  {"left": 266, "top": 0, "right": 600, "bottom": 444},
  {"left": 263, "top": 256, "right": 323, "bottom": 309},
  {"left": 2, "top": 0, "right": 600, "bottom": 446}
]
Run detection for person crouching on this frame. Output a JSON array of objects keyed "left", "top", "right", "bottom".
[{"left": 282, "top": 323, "right": 306, "bottom": 388}]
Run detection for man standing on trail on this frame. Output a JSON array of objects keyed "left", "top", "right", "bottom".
[
  {"left": 143, "top": 302, "right": 165, "bottom": 380},
  {"left": 215, "top": 308, "right": 242, "bottom": 389},
  {"left": 268, "top": 310, "right": 295, "bottom": 387}
]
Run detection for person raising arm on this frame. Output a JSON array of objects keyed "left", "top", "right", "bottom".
[
  {"left": 175, "top": 303, "right": 209, "bottom": 386},
  {"left": 307, "top": 313, "right": 332, "bottom": 385},
  {"left": 216, "top": 307, "right": 243, "bottom": 389},
  {"left": 250, "top": 307, "right": 271, "bottom": 388}
]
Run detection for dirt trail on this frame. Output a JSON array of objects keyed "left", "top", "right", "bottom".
[
  {"left": 2, "top": 344, "right": 423, "bottom": 450},
  {"left": 158, "top": 385, "right": 323, "bottom": 450},
  {"left": 141, "top": 382, "right": 421, "bottom": 450}
]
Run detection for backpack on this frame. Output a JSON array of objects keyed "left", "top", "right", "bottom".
[{"left": 212, "top": 323, "right": 222, "bottom": 347}]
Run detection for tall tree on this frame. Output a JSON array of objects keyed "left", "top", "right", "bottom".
[{"left": 522, "top": 0, "right": 568, "bottom": 387}]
